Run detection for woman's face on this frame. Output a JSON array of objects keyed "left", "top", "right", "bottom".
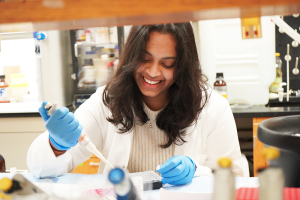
[{"left": 134, "top": 31, "right": 177, "bottom": 100}]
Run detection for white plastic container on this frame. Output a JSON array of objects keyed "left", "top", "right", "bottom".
[
  {"left": 10, "top": 73, "right": 28, "bottom": 102},
  {"left": 10, "top": 83, "right": 28, "bottom": 102},
  {"left": 198, "top": 17, "right": 275, "bottom": 105},
  {"left": 93, "top": 57, "right": 114, "bottom": 86}
]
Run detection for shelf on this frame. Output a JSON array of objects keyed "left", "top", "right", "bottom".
[
  {"left": 0, "top": 0, "right": 299, "bottom": 33},
  {"left": 76, "top": 42, "right": 117, "bottom": 48}
]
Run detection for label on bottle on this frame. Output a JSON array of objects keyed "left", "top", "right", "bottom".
[
  {"left": 0, "top": 87, "right": 10, "bottom": 103},
  {"left": 214, "top": 86, "right": 227, "bottom": 99},
  {"left": 270, "top": 77, "right": 282, "bottom": 93}
]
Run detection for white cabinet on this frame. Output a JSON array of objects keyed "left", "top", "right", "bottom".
[{"left": 0, "top": 117, "right": 45, "bottom": 170}]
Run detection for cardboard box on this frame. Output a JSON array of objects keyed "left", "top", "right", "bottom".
[{"left": 3, "top": 66, "right": 20, "bottom": 86}]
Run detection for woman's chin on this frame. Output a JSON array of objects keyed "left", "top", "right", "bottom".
[{"left": 140, "top": 89, "right": 160, "bottom": 98}]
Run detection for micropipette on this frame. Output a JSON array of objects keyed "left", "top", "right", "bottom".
[{"left": 44, "top": 102, "right": 114, "bottom": 169}]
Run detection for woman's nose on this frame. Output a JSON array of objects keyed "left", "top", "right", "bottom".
[{"left": 147, "top": 62, "right": 161, "bottom": 77}]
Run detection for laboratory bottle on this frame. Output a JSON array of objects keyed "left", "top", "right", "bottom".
[
  {"left": 269, "top": 53, "right": 283, "bottom": 93},
  {"left": 258, "top": 147, "right": 284, "bottom": 200},
  {"left": 213, "top": 72, "right": 227, "bottom": 99},
  {"left": 212, "top": 158, "right": 235, "bottom": 200},
  {"left": 85, "top": 29, "right": 91, "bottom": 42},
  {"left": 0, "top": 174, "right": 44, "bottom": 195},
  {"left": 108, "top": 168, "right": 140, "bottom": 200},
  {"left": 0, "top": 75, "right": 10, "bottom": 103},
  {"left": 0, "top": 154, "right": 6, "bottom": 172}
]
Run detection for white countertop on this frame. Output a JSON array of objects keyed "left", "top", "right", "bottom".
[{"left": 0, "top": 102, "right": 41, "bottom": 113}]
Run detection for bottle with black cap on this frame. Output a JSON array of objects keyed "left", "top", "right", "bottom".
[{"left": 214, "top": 72, "right": 227, "bottom": 99}]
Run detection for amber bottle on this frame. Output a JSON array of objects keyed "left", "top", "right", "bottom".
[
  {"left": 0, "top": 154, "right": 6, "bottom": 172},
  {"left": 214, "top": 72, "right": 227, "bottom": 99}
]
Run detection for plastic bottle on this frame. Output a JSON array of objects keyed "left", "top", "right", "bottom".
[
  {"left": 0, "top": 154, "right": 5, "bottom": 172},
  {"left": 108, "top": 168, "right": 140, "bottom": 200},
  {"left": 213, "top": 72, "right": 227, "bottom": 99},
  {"left": 76, "top": 29, "right": 86, "bottom": 42},
  {"left": 85, "top": 29, "right": 91, "bottom": 42},
  {"left": 269, "top": 53, "right": 283, "bottom": 93},
  {"left": 212, "top": 158, "right": 235, "bottom": 200},
  {"left": 0, "top": 75, "right": 10, "bottom": 103},
  {"left": 258, "top": 147, "right": 284, "bottom": 200},
  {"left": 0, "top": 174, "right": 44, "bottom": 196}
]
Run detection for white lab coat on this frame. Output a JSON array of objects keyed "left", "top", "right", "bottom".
[{"left": 27, "top": 86, "right": 244, "bottom": 178}]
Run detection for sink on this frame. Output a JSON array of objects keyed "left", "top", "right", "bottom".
[{"left": 258, "top": 115, "right": 300, "bottom": 187}]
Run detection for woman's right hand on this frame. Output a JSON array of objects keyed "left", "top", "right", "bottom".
[{"left": 38, "top": 102, "right": 82, "bottom": 151}]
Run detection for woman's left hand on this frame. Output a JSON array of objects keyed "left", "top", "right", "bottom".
[{"left": 157, "top": 155, "right": 195, "bottom": 185}]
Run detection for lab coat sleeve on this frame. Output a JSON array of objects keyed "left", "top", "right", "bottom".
[
  {"left": 27, "top": 131, "right": 72, "bottom": 178},
  {"left": 27, "top": 86, "right": 109, "bottom": 178},
  {"left": 201, "top": 92, "right": 243, "bottom": 177}
]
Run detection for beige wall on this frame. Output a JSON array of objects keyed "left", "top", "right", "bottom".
[{"left": 0, "top": 117, "right": 45, "bottom": 171}]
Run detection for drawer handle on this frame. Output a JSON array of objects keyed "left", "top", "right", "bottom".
[{"left": 90, "top": 162, "right": 100, "bottom": 166}]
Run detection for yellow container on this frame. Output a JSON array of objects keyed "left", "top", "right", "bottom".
[{"left": 10, "top": 73, "right": 26, "bottom": 85}]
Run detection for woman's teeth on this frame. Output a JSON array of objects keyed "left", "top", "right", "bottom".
[{"left": 143, "top": 77, "right": 161, "bottom": 85}]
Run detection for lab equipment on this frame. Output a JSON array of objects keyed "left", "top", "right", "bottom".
[
  {"left": 156, "top": 155, "right": 195, "bottom": 185},
  {"left": 292, "top": 29, "right": 299, "bottom": 47},
  {"left": 278, "top": 82, "right": 286, "bottom": 102},
  {"left": 258, "top": 115, "right": 300, "bottom": 187},
  {"left": 0, "top": 154, "right": 5, "bottom": 173},
  {"left": 44, "top": 102, "right": 114, "bottom": 169},
  {"left": 0, "top": 174, "right": 44, "bottom": 196},
  {"left": 284, "top": 44, "right": 292, "bottom": 102},
  {"left": 213, "top": 72, "right": 227, "bottom": 99},
  {"left": 292, "top": 57, "right": 299, "bottom": 75},
  {"left": 258, "top": 147, "right": 284, "bottom": 200},
  {"left": 212, "top": 158, "right": 235, "bottom": 200},
  {"left": 108, "top": 168, "right": 140, "bottom": 200},
  {"left": 129, "top": 171, "right": 162, "bottom": 191},
  {"left": 271, "top": 16, "right": 300, "bottom": 43}
]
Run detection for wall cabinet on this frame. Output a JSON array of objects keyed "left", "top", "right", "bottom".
[{"left": 0, "top": 117, "right": 45, "bottom": 170}]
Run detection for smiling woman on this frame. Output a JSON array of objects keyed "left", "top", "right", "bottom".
[
  {"left": 103, "top": 23, "right": 208, "bottom": 148},
  {"left": 27, "top": 23, "right": 244, "bottom": 184}
]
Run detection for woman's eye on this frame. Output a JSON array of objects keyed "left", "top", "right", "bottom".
[
  {"left": 162, "top": 63, "right": 174, "bottom": 68},
  {"left": 143, "top": 60, "right": 151, "bottom": 63}
]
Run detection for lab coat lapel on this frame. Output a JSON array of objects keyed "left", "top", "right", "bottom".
[
  {"left": 103, "top": 126, "right": 133, "bottom": 174},
  {"left": 174, "top": 109, "right": 206, "bottom": 156}
]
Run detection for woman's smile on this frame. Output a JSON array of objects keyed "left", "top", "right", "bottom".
[{"left": 142, "top": 76, "right": 163, "bottom": 89}]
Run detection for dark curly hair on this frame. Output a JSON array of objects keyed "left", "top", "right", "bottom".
[{"left": 103, "top": 23, "right": 208, "bottom": 148}]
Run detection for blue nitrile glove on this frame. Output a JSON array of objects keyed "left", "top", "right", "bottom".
[
  {"left": 157, "top": 155, "right": 195, "bottom": 185},
  {"left": 38, "top": 101, "right": 82, "bottom": 151}
]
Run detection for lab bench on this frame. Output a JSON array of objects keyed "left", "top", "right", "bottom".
[
  {"left": 232, "top": 105, "right": 300, "bottom": 177},
  {"left": 0, "top": 172, "right": 259, "bottom": 200}
]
